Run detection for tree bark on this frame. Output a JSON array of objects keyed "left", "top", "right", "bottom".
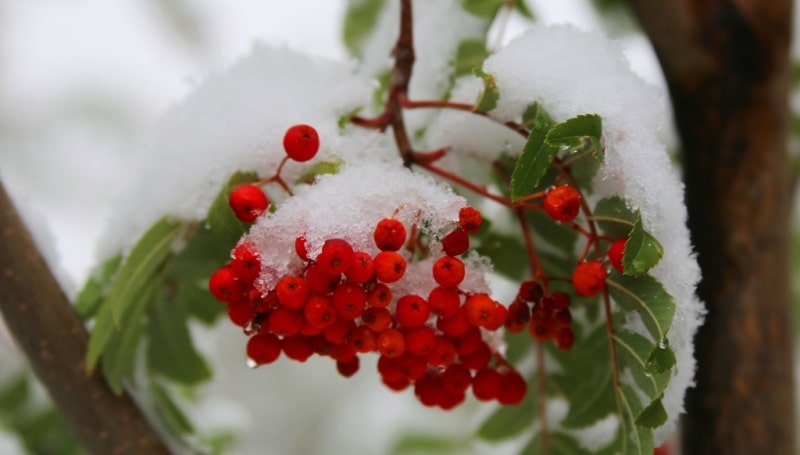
[
  {"left": 628, "top": 1, "right": 796, "bottom": 454},
  {"left": 0, "top": 180, "right": 172, "bottom": 455}
]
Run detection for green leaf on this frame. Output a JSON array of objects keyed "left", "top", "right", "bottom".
[
  {"left": 607, "top": 273, "right": 676, "bottom": 342},
  {"left": 0, "top": 375, "right": 29, "bottom": 413},
  {"left": 338, "top": 106, "right": 363, "bottom": 132},
  {"left": 474, "top": 231, "right": 529, "bottom": 280},
  {"left": 294, "top": 159, "right": 344, "bottom": 185},
  {"left": 591, "top": 197, "right": 636, "bottom": 239},
  {"left": 614, "top": 331, "right": 670, "bottom": 399},
  {"left": 147, "top": 293, "right": 212, "bottom": 385},
  {"left": 461, "top": 0, "right": 505, "bottom": 17},
  {"left": 178, "top": 279, "right": 226, "bottom": 325},
  {"left": 474, "top": 68, "right": 500, "bottom": 113},
  {"left": 152, "top": 383, "right": 195, "bottom": 434},
  {"left": 544, "top": 114, "right": 602, "bottom": 152},
  {"left": 477, "top": 377, "right": 537, "bottom": 440},
  {"left": 342, "top": 0, "right": 386, "bottom": 57},
  {"left": 521, "top": 432, "right": 589, "bottom": 455},
  {"left": 391, "top": 434, "right": 466, "bottom": 454},
  {"left": 553, "top": 325, "right": 617, "bottom": 428},
  {"left": 106, "top": 217, "right": 186, "bottom": 324},
  {"left": 526, "top": 208, "right": 579, "bottom": 259},
  {"left": 635, "top": 395, "right": 667, "bottom": 429},
  {"left": 75, "top": 254, "right": 122, "bottom": 320},
  {"left": 514, "top": 0, "right": 535, "bottom": 19},
  {"left": 645, "top": 341, "right": 677, "bottom": 375},
  {"left": 452, "top": 39, "right": 489, "bottom": 78},
  {"left": 623, "top": 216, "right": 664, "bottom": 275},
  {"left": 206, "top": 171, "right": 258, "bottom": 245},
  {"left": 510, "top": 103, "right": 555, "bottom": 200},
  {"left": 617, "top": 385, "right": 655, "bottom": 455},
  {"left": 101, "top": 276, "right": 155, "bottom": 394}
]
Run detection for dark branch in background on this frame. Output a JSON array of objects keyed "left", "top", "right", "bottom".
[
  {"left": 628, "top": 1, "right": 796, "bottom": 453},
  {"left": 0, "top": 180, "right": 172, "bottom": 455}
]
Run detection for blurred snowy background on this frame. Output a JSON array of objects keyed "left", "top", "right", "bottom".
[{"left": 0, "top": 0, "right": 736, "bottom": 454}]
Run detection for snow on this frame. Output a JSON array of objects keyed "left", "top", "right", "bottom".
[{"left": 482, "top": 25, "right": 704, "bottom": 440}]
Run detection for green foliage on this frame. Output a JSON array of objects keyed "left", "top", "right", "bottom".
[
  {"left": 205, "top": 171, "right": 258, "bottom": 245},
  {"left": 75, "top": 254, "right": 121, "bottom": 320},
  {"left": 391, "top": 434, "right": 468, "bottom": 454},
  {"left": 510, "top": 103, "right": 555, "bottom": 199},
  {"left": 452, "top": 39, "right": 489, "bottom": 78},
  {"left": 592, "top": 197, "right": 636, "bottom": 239},
  {"left": 461, "top": 0, "right": 506, "bottom": 17},
  {"left": 607, "top": 272, "right": 675, "bottom": 342},
  {"left": 0, "top": 375, "right": 83, "bottom": 455},
  {"left": 522, "top": 432, "right": 587, "bottom": 455},
  {"left": 343, "top": 0, "right": 387, "bottom": 58},
  {"left": 474, "top": 68, "right": 500, "bottom": 112},
  {"left": 295, "top": 160, "right": 344, "bottom": 185},
  {"left": 634, "top": 396, "right": 667, "bottom": 429},
  {"left": 477, "top": 375, "right": 538, "bottom": 440},
  {"left": 152, "top": 383, "right": 195, "bottom": 435},
  {"left": 623, "top": 217, "right": 664, "bottom": 275}
]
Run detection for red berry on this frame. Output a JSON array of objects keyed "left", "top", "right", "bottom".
[
  {"left": 303, "top": 296, "right": 337, "bottom": 329},
  {"left": 454, "top": 325, "right": 483, "bottom": 356},
  {"left": 349, "top": 326, "right": 377, "bottom": 353},
  {"left": 396, "top": 352, "right": 427, "bottom": 381},
  {"left": 555, "top": 327, "right": 575, "bottom": 350},
  {"left": 276, "top": 275, "right": 309, "bottom": 310},
  {"left": 553, "top": 309, "right": 572, "bottom": 328},
  {"left": 404, "top": 325, "right": 436, "bottom": 356},
  {"left": 361, "top": 306, "right": 392, "bottom": 333},
  {"left": 607, "top": 238, "right": 627, "bottom": 273},
  {"left": 345, "top": 252, "right": 375, "bottom": 283},
  {"left": 484, "top": 302, "right": 507, "bottom": 330},
  {"left": 498, "top": 369, "right": 527, "bottom": 405},
  {"left": 441, "top": 363, "right": 472, "bottom": 394},
  {"left": 366, "top": 283, "right": 392, "bottom": 308},
  {"left": 518, "top": 280, "right": 543, "bottom": 302},
  {"left": 472, "top": 368, "right": 503, "bottom": 401},
  {"left": 332, "top": 282, "right": 367, "bottom": 320},
  {"left": 305, "top": 263, "right": 341, "bottom": 294},
  {"left": 227, "top": 300, "right": 254, "bottom": 327},
  {"left": 373, "top": 251, "right": 407, "bottom": 283},
  {"left": 377, "top": 328, "right": 406, "bottom": 358},
  {"left": 458, "top": 206, "right": 482, "bottom": 233},
  {"left": 282, "top": 335, "right": 314, "bottom": 362},
  {"left": 543, "top": 185, "right": 581, "bottom": 222},
  {"left": 432, "top": 256, "right": 466, "bottom": 288},
  {"left": 294, "top": 236, "right": 310, "bottom": 261},
  {"left": 505, "top": 299, "right": 531, "bottom": 333},
  {"left": 209, "top": 266, "right": 237, "bottom": 303},
  {"left": 436, "top": 310, "right": 470, "bottom": 338},
  {"left": 550, "top": 291, "right": 571, "bottom": 309},
  {"left": 442, "top": 230, "right": 470, "bottom": 256},
  {"left": 428, "top": 286, "right": 461, "bottom": 318},
  {"left": 231, "top": 243, "right": 261, "bottom": 283},
  {"left": 316, "top": 238, "right": 355, "bottom": 276},
  {"left": 322, "top": 318, "right": 355, "bottom": 344},
  {"left": 426, "top": 335, "right": 456, "bottom": 367},
  {"left": 572, "top": 260, "right": 608, "bottom": 296},
  {"left": 229, "top": 184, "right": 268, "bottom": 223},
  {"left": 336, "top": 356, "right": 360, "bottom": 377},
  {"left": 283, "top": 124, "right": 319, "bottom": 162},
  {"left": 463, "top": 293, "right": 496, "bottom": 327},
  {"left": 458, "top": 342, "right": 491, "bottom": 370},
  {"left": 395, "top": 295, "right": 431, "bottom": 328},
  {"left": 414, "top": 371, "right": 445, "bottom": 407},
  {"left": 267, "top": 307, "right": 303, "bottom": 337},
  {"left": 247, "top": 333, "right": 281, "bottom": 365},
  {"left": 373, "top": 218, "right": 407, "bottom": 251},
  {"left": 377, "top": 355, "right": 404, "bottom": 382}
]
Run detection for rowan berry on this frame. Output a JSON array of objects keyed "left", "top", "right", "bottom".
[
  {"left": 553, "top": 309, "right": 572, "bottom": 328},
  {"left": 463, "top": 293, "right": 496, "bottom": 327},
  {"left": 336, "top": 356, "right": 360, "bottom": 378},
  {"left": 282, "top": 335, "right": 314, "bottom": 362},
  {"left": 209, "top": 265, "right": 237, "bottom": 303},
  {"left": 377, "top": 355, "right": 404, "bottom": 383},
  {"left": 276, "top": 275, "right": 309, "bottom": 310},
  {"left": 383, "top": 378, "right": 410, "bottom": 392},
  {"left": 550, "top": 291, "right": 571, "bottom": 309},
  {"left": 395, "top": 295, "right": 431, "bottom": 328},
  {"left": 377, "top": 328, "right": 406, "bottom": 358},
  {"left": 441, "top": 363, "right": 472, "bottom": 394},
  {"left": 303, "top": 296, "right": 337, "bottom": 329},
  {"left": 305, "top": 263, "right": 341, "bottom": 294},
  {"left": 374, "top": 251, "right": 407, "bottom": 283},
  {"left": 543, "top": 185, "right": 581, "bottom": 223},
  {"left": 294, "top": 236, "right": 310, "bottom": 261},
  {"left": 231, "top": 243, "right": 261, "bottom": 283},
  {"left": 428, "top": 286, "right": 461, "bottom": 318},
  {"left": 607, "top": 238, "right": 626, "bottom": 273},
  {"left": 528, "top": 314, "right": 556, "bottom": 341},
  {"left": 366, "top": 283, "right": 392, "bottom": 308},
  {"left": 472, "top": 368, "right": 503, "bottom": 401},
  {"left": 283, "top": 124, "right": 319, "bottom": 162},
  {"left": 332, "top": 282, "right": 367, "bottom": 320},
  {"left": 498, "top": 369, "right": 527, "bottom": 405},
  {"left": 555, "top": 327, "right": 575, "bottom": 350},
  {"left": 349, "top": 326, "right": 377, "bottom": 353},
  {"left": 458, "top": 342, "right": 491, "bottom": 370},
  {"left": 361, "top": 306, "right": 392, "bottom": 333},
  {"left": 322, "top": 318, "right": 355, "bottom": 344},
  {"left": 518, "top": 280, "right": 543, "bottom": 303},
  {"left": 329, "top": 343, "right": 357, "bottom": 362},
  {"left": 432, "top": 256, "right": 465, "bottom": 288},
  {"left": 572, "top": 260, "right": 608, "bottom": 296},
  {"left": 404, "top": 325, "right": 436, "bottom": 356},
  {"left": 373, "top": 218, "right": 407, "bottom": 251},
  {"left": 441, "top": 229, "right": 469, "bottom": 256},
  {"left": 227, "top": 300, "right": 254, "bottom": 327},
  {"left": 415, "top": 371, "right": 445, "bottom": 407},
  {"left": 458, "top": 206, "right": 482, "bottom": 234},
  {"left": 396, "top": 352, "right": 427, "bottom": 381},
  {"left": 454, "top": 326, "right": 483, "bottom": 356},
  {"left": 229, "top": 184, "right": 268, "bottom": 223},
  {"left": 345, "top": 252, "right": 375, "bottom": 283},
  {"left": 438, "top": 391, "right": 466, "bottom": 410},
  {"left": 484, "top": 302, "right": 508, "bottom": 331},
  {"left": 267, "top": 307, "right": 303, "bottom": 337},
  {"left": 316, "top": 238, "right": 355, "bottom": 276},
  {"left": 505, "top": 299, "right": 531, "bottom": 333},
  {"left": 426, "top": 335, "right": 456, "bottom": 367},
  {"left": 436, "top": 310, "right": 470, "bottom": 338},
  {"left": 247, "top": 333, "right": 281, "bottom": 365}
]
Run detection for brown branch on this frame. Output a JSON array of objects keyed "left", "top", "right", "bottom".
[
  {"left": 388, "top": 0, "right": 416, "bottom": 166},
  {"left": 628, "top": 1, "right": 796, "bottom": 453},
  {"left": 0, "top": 180, "right": 172, "bottom": 455}
]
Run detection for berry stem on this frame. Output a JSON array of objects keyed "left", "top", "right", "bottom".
[
  {"left": 417, "top": 161, "right": 513, "bottom": 207},
  {"left": 515, "top": 208, "right": 545, "bottom": 288},
  {"left": 398, "top": 95, "right": 476, "bottom": 112},
  {"left": 602, "top": 290, "right": 621, "bottom": 389}
]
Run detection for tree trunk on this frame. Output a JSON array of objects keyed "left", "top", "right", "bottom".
[
  {"left": 628, "top": 1, "right": 796, "bottom": 453},
  {"left": 0, "top": 181, "right": 172, "bottom": 455}
]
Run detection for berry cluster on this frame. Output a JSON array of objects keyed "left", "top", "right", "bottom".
[
  {"left": 504, "top": 281, "right": 575, "bottom": 350},
  {"left": 209, "top": 206, "right": 527, "bottom": 409}
]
